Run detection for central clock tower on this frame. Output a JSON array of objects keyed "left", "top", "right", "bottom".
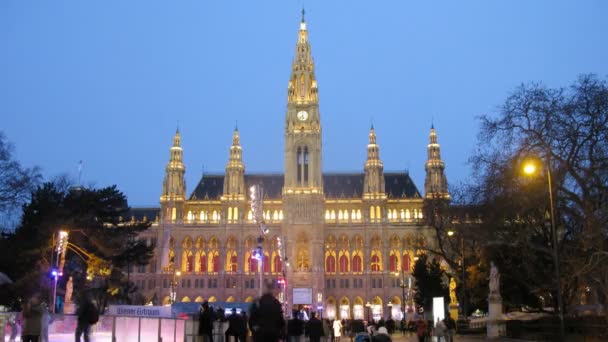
[
  {"left": 282, "top": 11, "right": 325, "bottom": 313},
  {"left": 284, "top": 12, "right": 322, "bottom": 193}
]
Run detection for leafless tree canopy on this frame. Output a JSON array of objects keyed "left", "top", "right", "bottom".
[{"left": 0, "top": 132, "right": 41, "bottom": 213}]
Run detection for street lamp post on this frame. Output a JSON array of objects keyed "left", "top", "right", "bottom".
[
  {"left": 523, "top": 158, "right": 565, "bottom": 340},
  {"left": 395, "top": 271, "right": 407, "bottom": 320}
]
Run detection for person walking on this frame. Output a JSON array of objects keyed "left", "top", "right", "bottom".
[
  {"left": 198, "top": 301, "right": 214, "bottom": 342},
  {"left": 415, "top": 317, "right": 427, "bottom": 342},
  {"left": 21, "top": 293, "right": 44, "bottom": 342},
  {"left": 75, "top": 294, "right": 98, "bottom": 342},
  {"left": 248, "top": 280, "right": 285, "bottom": 342},
  {"left": 332, "top": 319, "right": 342, "bottom": 342},
  {"left": 305, "top": 312, "right": 324, "bottom": 342}
]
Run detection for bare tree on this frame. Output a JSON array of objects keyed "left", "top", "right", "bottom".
[{"left": 0, "top": 132, "right": 41, "bottom": 228}]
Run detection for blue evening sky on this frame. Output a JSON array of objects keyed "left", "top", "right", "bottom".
[{"left": 1, "top": 1, "right": 607, "bottom": 206}]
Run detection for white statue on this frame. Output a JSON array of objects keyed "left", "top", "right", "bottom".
[
  {"left": 489, "top": 261, "right": 500, "bottom": 296},
  {"left": 65, "top": 276, "right": 73, "bottom": 303}
]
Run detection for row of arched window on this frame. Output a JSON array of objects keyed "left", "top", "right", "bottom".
[
  {"left": 185, "top": 209, "right": 284, "bottom": 223},
  {"left": 324, "top": 251, "right": 411, "bottom": 274},
  {"left": 324, "top": 207, "right": 423, "bottom": 223},
  {"left": 169, "top": 236, "right": 286, "bottom": 275}
]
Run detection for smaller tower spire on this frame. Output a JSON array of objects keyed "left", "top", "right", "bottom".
[
  {"left": 424, "top": 125, "right": 450, "bottom": 199},
  {"left": 223, "top": 128, "right": 246, "bottom": 200},
  {"left": 161, "top": 129, "right": 187, "bottom": 222},
  {"left": 363, "top": 126, "right": 385, "bottom": 199}
]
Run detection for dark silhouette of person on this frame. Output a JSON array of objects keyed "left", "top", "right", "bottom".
[
  {"left": 249, "top": 281, "right": 285, "bottom": 342},
  {"left": 305, "top": 312, "right": 324, "bottom": 342},
  {"left": 21, "top": 293, "right": 43, "bottom": 342},
  {"left": 75, "top": 293, "right": 98, "bottom": 342},
  {"left": 198, "top": 301, "right": 214, "bottom": 342},
  {"left": 287, "top": 309, "right": 304, "bottom": 342},
  {"left": 225, "top": 308, "right": 242, "bottom": 342}
]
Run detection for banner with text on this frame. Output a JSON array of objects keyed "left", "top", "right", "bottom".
[{"left": 107, "top": 305, "right": 172, "bottom": 318}]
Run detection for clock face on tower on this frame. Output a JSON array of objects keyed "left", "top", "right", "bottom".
[{"left": 297, "top": 110, "right": 309, "bottom": 121}]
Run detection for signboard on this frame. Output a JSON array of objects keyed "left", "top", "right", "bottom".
[
  {"left": 432, "top": 297, "right": 445, "bottom": 325},
  {"left": 107, "top": 305, "right": 172, "bottom": 318},
  {"left": 292, "top": 288, "right": 312, "bottom": 304}
]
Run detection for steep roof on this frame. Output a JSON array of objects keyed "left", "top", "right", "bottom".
[{"left": 189, "top": 172, "right": 421, "bottom": 200}]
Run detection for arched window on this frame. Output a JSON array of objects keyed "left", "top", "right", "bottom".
[
  {"left": 356, "top": 210, "right": 362, "bottom": 221},
  {"left": 338, "top": 210, "right": 343, "bottom": 221},
  {"left": 352, "top": 254, "right": 362, "bottom": 273},
  {"left": 182, "top": 251, "right": 194, "bottom": 273},
  {"left": 376, "top": 206, "right": 381, "bottom": 220},
  {"left": 370, "top": 207, "right": 375, "bottom": 221},
  {"left": 212, "top": 210, "right": 218, "bottom": 222},
  {"left": 226, "top": 252, "right": 237, "bottom": 273},
  {"left": 233, "top": 207, "right": 239, "bottom": 222},
  {"left": 351, "top": 209, "right": 356, "bottom": 221},
  {"left": 213, "top": 253, "right": 219, "bottom": 273},
  {"left": 273, "top": 210, "right": 278, "bottom": 221},
  {"left": 403, "top": 254, "right": 410, "bottom": 272},
  {"left": 263, "top": 254, "right": 270, "bottom": 273},
  {"left": 331, "top": 210, "right": 336, "bottom": 220},
  {"left": 389, "top": 253, "right": 398, "bottom": 273},
  {"left": 405, "top": 209, "right": 411, "bottom": 220},
  {"left": 249, "top": 256, "right": 258, "bottom": 273},
  {"left": 297, "top": 147, "right": 302, "bottom": 184},
  {"left": 196, "top": 252, "right": 207, "bottom": 273},
  {"left": 325, "top": 210, "right": 330, "bottom": 220},
  {"left": 273, "top": 254, "right": 282, "bottom": 274},
  {"left": 187, "top": 211, "right": 193, "bottom": 222},
  {"left": 371, "top": 254, "right": 381, "bottom": 272},
  {"left": 279, "top": 210, "right": 284, "bottom": 220},
  {"left": 325, "top": 254, "right": 336, "bottom": 273},
  {"left": 344, "top": 210, "right": 349, "bottom": 221},
  {"left": 303, "top": 147, "right": 309, "bottom": 184},
  {"left": 339, "top": 255, "right": 349, "bottom": 273},
  {"left": 228, "top": 207, "right": 233, "bottom": 221}
]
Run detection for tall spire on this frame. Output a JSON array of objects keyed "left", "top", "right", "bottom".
[
  {"left": 161, "top": 129, "right": 186, "bottom": 222},
  {"left": 424, "top": 125, "right": 450, "bottom": 199},
  {"left": 363, "top": 126, "right": 386, "bottom": 199},
  {"left": 287, "top": 9, "right": 318, "bottom": 104},
  {"left": 223, "top": 128, "right": 246, "bottom": 200}
]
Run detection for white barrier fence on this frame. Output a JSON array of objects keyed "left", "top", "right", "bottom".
[{"left": 1, "top": 313, "right": 185, "bottom": 342}]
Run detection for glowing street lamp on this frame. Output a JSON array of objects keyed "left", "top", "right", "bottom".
[{"left": 522, "top": 156, "right": 564, "bottom": 340}]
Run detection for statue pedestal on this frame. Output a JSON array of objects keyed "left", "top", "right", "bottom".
[
  {"left": 64, "top": 302, "right": 76, "bottom": 314},
  {"left": 449, "top": 304, "right": 459, "bottom": 321},
  {"left": 487, "top": 294, "right": 503, "bottom": 338}
]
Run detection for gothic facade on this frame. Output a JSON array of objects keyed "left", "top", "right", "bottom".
[{"left": 130, "top": 14, "right": 450, "bottom": 321}]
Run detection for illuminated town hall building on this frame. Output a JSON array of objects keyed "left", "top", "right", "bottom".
[{"left": 132, "top": 14, "right": 450, "bottom": 320}]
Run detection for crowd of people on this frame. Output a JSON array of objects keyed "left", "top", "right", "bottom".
[
  {"left": 196, "top": 281, "right": 458, "bottom": 342},
  {"left": 7, "top": 292, "right": 99, "bottom": 342}
]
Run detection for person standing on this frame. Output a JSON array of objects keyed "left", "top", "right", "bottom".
[
  {"left": 75, "top": 294, "right": 98, "bottom": 342},
  {"left": 305, "top": 312, "right": 324, "bottom": 342},
  {"left": 443, "top": 316, "right": 455, "bottom": 342},
  {"left": 287, "top": 309, "right": 304, "bottom": 342},
  {"left": 40, "top": 302, "right": 52, "bottom": 342},
  {"left": 434, "top": 318, "right": 447, "bottom": 342},
  {"left": 332, "top": 319, "right": 342, "bottom": 342},
  {"left": 225, "top": 308, "right": 241, "bottom": 342},
  {"left": 248, "top": 281, "right": 285, "bottom": 342},
  {"left": 198, "top": 301, "right": 214, "bottom": 342},
  {"left": 21, "top": 294, "right": 44, "bottom": 342}
]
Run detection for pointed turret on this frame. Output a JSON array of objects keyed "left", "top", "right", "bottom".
[
  {"left": 287, "top": 9, "right": 318, "bottom": 105},
  {"left": 222, "top": 127, "right": 246, "bottom": 200},
  {"left": 363, "top": 125, "right": 386, "bottom": 199},
  {"left": 160, "top": 128, "right": 186, "bottom": 222},
  {"left": 424, "top": 125, "right": 450, "bottom": 199}
]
